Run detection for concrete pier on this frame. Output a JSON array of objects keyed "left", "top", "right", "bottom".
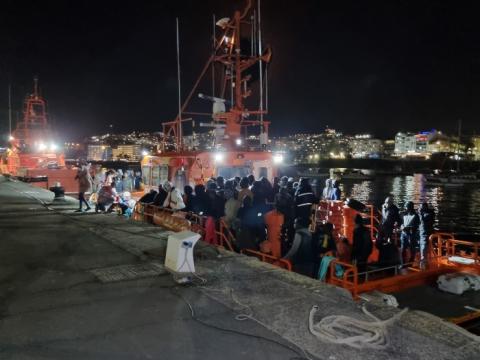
[{"left": 0, "top": 175, "right": 478, "bottom": 359}]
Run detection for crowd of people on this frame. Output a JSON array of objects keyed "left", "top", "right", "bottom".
[
  {"left": 75, "top": 162, "right": 141, "bottom": 215},
  {"left": 77, "top": 165, "right": 436, "bottom": 279}
]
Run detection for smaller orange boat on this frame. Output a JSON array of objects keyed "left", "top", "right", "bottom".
[{"left": 0, "top": 77, "right": 78, "bottom": 193}]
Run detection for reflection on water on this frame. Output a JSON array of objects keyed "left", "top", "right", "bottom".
[{"left": 336, "top": 175, "right": 480, "bottom": 235}]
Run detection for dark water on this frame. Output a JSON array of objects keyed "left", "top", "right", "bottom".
[{"left": 315, "top": 175, "right": 480, "bottom": 235}]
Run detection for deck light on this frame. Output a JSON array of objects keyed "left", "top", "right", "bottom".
[
  {"left": 273, "top": 153, "right": 284, "bottom": 164},
  {"left": 235, "top": 138, "right": 242, "bottom": 146},
  {"left": 214, "top": 152, "right": 224, "bottom": 163},
  {"left": 142, "top": 150, "right": 149, "bottom": 156}
]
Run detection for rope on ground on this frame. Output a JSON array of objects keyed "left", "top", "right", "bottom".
[{"left": 308, "top": 305, "right": 408, "bottom": 350}]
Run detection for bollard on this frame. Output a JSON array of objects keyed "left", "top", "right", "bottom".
[{"left": 49, "top": 181, "right": 65, "bottom": 201}]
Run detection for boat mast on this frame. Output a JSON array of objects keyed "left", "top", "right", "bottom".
[
  {"left": 176, "top": 18, "right": 183, "bottom": 150},
  {"left": 8, "top": 84, "right": 12, "bottom": 139},
  {"left": 457, "top": 118, "right": 462, "bottom": 172},
  {"left": 258, "top": 0, "right": 264, "bottom": 135}
]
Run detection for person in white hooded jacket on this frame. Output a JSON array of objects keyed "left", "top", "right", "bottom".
[{"left": 162, "top": 181, "right": 185, "bottom": 210}]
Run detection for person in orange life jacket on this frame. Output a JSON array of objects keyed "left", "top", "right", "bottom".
[
  {"left": 352, "top": 214, "right": 373, "bottom": 274},
  {"left": 162, "top": 181, "right": 185, "bottom": 210},
  {"left": 283, "top": 217, "right": 315, "bottom": 277},
  {"left": 261, "top": 198, "right": 285, "bottom": 258},
  {"left": 294, "top": 178, "right": 317, "bottom": 223},
  {"left": 400, "top": 201, "right": 420, "bottom": 266}
]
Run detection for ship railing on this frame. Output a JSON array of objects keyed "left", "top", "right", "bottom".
[
  {"left": 327, "top": 259, "right": 359, "bottom": 299},
  {"left": 240, "top": 249, "right": 293, "bottom": 271},
  {"left": 429, "top": 232, "right": 456, "bottom": 257},
  {"left": 444, "top": 239, "right": 480, "bottom": 264}
]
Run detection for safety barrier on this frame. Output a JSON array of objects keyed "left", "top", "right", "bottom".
[
  {"left": 326, "top": 259, "right": 359, "bottom": 299},
  {"left": 445, "top": 239, "right": 480, "bottom": 264},
  {"left": 428, "top": 232, "right": 455, "bottom": 258},
  {"left": 240, "top": 249, "right": 292, "bottom": 271}
]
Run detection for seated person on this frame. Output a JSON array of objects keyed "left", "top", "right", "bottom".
[{"left": 96, "top": 185, "right": 116, "bottom": 213}]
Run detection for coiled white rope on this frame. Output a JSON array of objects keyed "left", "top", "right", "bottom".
[{"left": 309, "top": 305, "right": 408, "bottom": 350}]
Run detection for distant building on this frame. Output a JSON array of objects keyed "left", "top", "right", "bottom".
[
  {"left": 87, "top": 144, "right": 112, "bottom": 161},
  {"left": 112, "top": 144, "right": 141, "bottom": 161},
  {"left": 383, "top": 139, "right": 395, "bottom": 157},
  {"left": 470, "top": 136, "right": 480, "bottom": 160},
  {"left": 394, "top": 132, "right": 416, "bottom": 155},
  {"left": 350, "top": 134, "right": 383, "bottom": 158}
]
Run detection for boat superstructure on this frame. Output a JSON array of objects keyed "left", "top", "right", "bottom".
[
  {"left": 0, "top": 78, "right": 78, "bottom": 192},
  {"left": 141, "top": 0, "right": 282, "bottom": 190}
]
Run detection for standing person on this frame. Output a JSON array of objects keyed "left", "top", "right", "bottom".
[
  {"left": 294, "top": 178, "right": 316, "bottom": 224},
  {"left": 331, "top": 180, "right": 341, "bottom": 200},
  {"left": 418, "top": 202, "right": 435, "bottom": 264},
  {"left": 183, "top": 185, "right": 195, "bottom": 212},
  {"left": 115, "top": 175, "right": 125, "bottom": 194},
  {"left": 400, "top": 201, "right": 420, "bottom": 266},
  {"left": 262, "top": 199, "right": 285, "bottom": 258},
  {"left": 236, "top": 196, "right": 257, "bottom": 250},
  {"left": 275, "top": 187, "right": 295, "bottom": 254},
  {"left": 247, "top": 174, "right": 255, "bottom": 187},
  {"left": 193, "top": 184, "right": 209, "bottom": 215},
  {"left": 272, "top": 177, "right": 281, "bottom": 196},
  {"left": 351, "top": 214, "right": 372, "bottom": 274},
  {"left": 283, "top": 217, "right": 315, "bottom": 277},
  {"left": 286, "top": 178, "right": 295, "bottom": 197},
  {"left": 322, "top": 178, "right": 333, "bottom": 200},
  {"left": 223, "top": 189, "right": 241, "bottom": 228},
  {"left": 122, "top": 173, "right": 133, "bottom": 192},
  {"left": 75, "top": 163, "right": 93, "bottom": 212},
  {"left": 238, "top": 177, "right": 253, "bottom": 202},
  {"left": 380, "top": 196, "right": 401, "bottom": 243}
]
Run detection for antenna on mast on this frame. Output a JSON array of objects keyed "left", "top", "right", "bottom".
[
  {"left": 176, "top": 18, "right": 183, "bottom": 150},
  {"left": 257, "top": 0, "right": 267, "bottom": 148},
  {"left": 33, "top": 76, "right": 39, "bottom": 97},
  {"left": 8, "top": 84, "right": 12, "bottom": 139}
]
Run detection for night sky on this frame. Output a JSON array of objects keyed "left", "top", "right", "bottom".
[{"left": 1, "top": 0, "right": 479, "bottom": 141}]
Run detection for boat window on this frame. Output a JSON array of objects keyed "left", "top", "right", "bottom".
[
  {"left": 174, "top": 169, "right": 187, "bottom": 192},
  {"left": 141, "top": 166, "right": 151, "bottom": 185},
  {"left": 152, "top": 166, "right": 160, "bottom": 186},
  {"left": 217, "top": 166, "right": 251, "bottom": 179},
  {"left": 258, "top": 167, "right": 268, "bottom": 179}
]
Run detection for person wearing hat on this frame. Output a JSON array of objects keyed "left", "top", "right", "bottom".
[{"left": 400, "top": 201, "right": 420, "bottom": 266}]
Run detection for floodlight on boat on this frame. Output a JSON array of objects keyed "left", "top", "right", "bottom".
[
  {"left": 142, "top": 150, "right": 149, "bottom": 156},
  {"left": 38, "top": 142, "right": 47, "bottom": 151},
  {"left": 235, "top": 138, "right": 242, "bottom": 146},
  {"left": 50, "top": 143, "right": 58, "bottom": 151},
  {"left": 273, "top": 153, "right": 284, "bottom": 164},
  {"left": 8, "top": 135, "right": 14, "bottom": 141},
  {"left": 214, "top": 152, "right": 224, "bottom": 163}
]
